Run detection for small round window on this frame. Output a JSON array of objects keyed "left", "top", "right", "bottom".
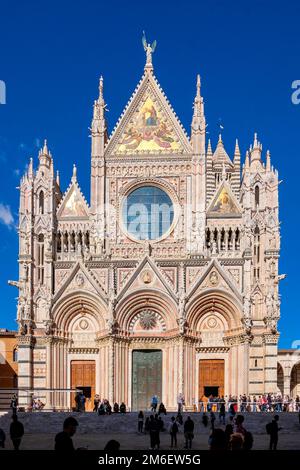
[{"left": 122, "top": 186, "right": 174, "bottom": 240}]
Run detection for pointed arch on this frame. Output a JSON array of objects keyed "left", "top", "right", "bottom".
[
  {"left": 186, "top": 290, "right": 242, "bottom": 331},
  {"left": 116, "top": 288, "right": 178, "bottom": 333}
]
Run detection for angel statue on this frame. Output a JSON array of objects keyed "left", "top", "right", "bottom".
[{"left": 142, "top": 31, "right": 157, "bottom": 67}]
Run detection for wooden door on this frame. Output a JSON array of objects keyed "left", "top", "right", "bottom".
[
  {"left": 132, "top": 350, "right": 162, "bottom": 411},
  {"left": 199, "top": 359, "right": 224, "bottom": 398},
  {"left": 71, "top": 360, "right": 95, "bottom": 411}
]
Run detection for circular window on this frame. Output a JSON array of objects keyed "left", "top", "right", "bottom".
[{"left": 122, "top": 186, "right": 174, "bottom": 241}]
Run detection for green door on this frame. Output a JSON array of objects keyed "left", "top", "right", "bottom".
[{"left": 132, "top": 350, "right": 162, "bottom": 411}]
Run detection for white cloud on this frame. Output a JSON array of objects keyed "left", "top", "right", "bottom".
[{"left": 0, "top": 203, "right": 14, "bottom": 229}]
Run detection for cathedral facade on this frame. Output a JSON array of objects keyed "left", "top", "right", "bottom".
[{"left": 14, "top": 46, "right": 283, "bottom": 411}]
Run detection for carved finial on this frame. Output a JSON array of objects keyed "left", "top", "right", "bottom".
[
  {"left": 99, "top": 76, "right": 104, "bottom": 101},
  {"left": 234, "top": 138, "right": 240, "bottom": 155},
  {"left": 42, "top": 139, "right": 48, "bottom": 155},
  {"left": 197, "top": 74, "right": 201, "bottom": 98},
  {"left": 207, "top": 139, "right": 213, "bottom": 155},
  {"left": 254, "top": 132, "right": 258, "bottom": 147},
  {"left": 142, "top": 31, "right": 157, "bottom": 71},
  {"left": 56, "top": 170, "right": 60, "bottom": 186},
  {"left": 72, "top": 164, "right": 77, "bottom": 182}
]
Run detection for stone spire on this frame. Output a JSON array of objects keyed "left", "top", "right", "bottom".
[
  {"left": 250, "top": 132, "right": 262, "bottom": 162},
  {"left": 266, "top": 150, "right": 271, "bottom": 171},
  {"left": 72, "top": 164, "right": 77, "bottom": 183},
  {"left": 91, "top": 76, "right": 108, "bottom": 155},
  {"left": 191, "top": 74, "right": 205, "bottom": 155},
  {"left": 232, "top": 138, "right": 241, "bottom": 193},
  {"left": 38, "top": 139, "right": 52, "bottom": 169}
]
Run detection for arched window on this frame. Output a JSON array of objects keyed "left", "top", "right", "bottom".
[
  {"left": 255, "top": 185, "right": 260, "bottom": 207},
  {"left": 39, "top": 191, "right": 44, "bottom": 214},
  {"left": 253, "top": 226, "right": 260, "bottom": 279},
  {"left": 13, "top": 348, "right": 18, "bottom": 362},
  {"left": 37, "top": 234, "right": 44, "bottom": 284}
]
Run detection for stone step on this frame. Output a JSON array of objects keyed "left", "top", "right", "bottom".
[{"left": 0, "top": 411, "right": 299, "bottom": 435}]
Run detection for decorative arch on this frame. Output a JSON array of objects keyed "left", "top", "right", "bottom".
[
  {"left": 277, "top": 362, "right": 284, "bottom": 395},
  {"left": 290, "top": 361, "right": 300, "bottom": 397},
  {"left": 52, "top": 291, "right": 107, "bottom": 333},
  {"left": 186, "top": 290, "right": 242, "bottom": 332},
  {"left": 116, "top": 288, "right": 178, "bottom": 333}
]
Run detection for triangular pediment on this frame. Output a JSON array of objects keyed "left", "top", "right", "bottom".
[
  {"left": 207, "top": 180, "right": 242, "bottom": 217},
  {"left": 116, "top": 256, "right": 177, "bottom": 302},
  {"left": 106, "top": 72, "right": 192, "bottom": 156},
  {"left": 187, "top": 259, "right": 242, "bottom": 303},
  {"left": 57, "top": 182, "right": 89, "bottom": 220},
  {"left": 53, "top": 262, "right": 107, "bottom": 304}
]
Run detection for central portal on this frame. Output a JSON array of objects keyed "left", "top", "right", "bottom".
[
  {"left": 132, "top": 350, "right": 162, "bottom": 411},
  {"left": 199, "top": 359, "right": 224, "bottom": 398},
  {"left": 71, "top": 360, "right": 95, "bottom": 411}
]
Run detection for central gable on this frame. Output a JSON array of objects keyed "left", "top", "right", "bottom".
[{"left": 106, "top": 72, "right": 192, "bottom": 157}]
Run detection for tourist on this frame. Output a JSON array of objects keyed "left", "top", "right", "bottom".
[
  {"left": 98, "top": 402, "right": 105, "bottom": 415},
  {"left": 169, "top": 416, "right": 179, "bottom": 448},
  {"left": 104, "top": 440, "right": 120, "bottom": 451},
  {"left": 158, "top": 402, "right": 167, "bottom": 415},
  {"left": 0, "top": 427, "right": 6, "bottom": 448},
  {"left": 184, "top": 416, "right": 194, "bottom": 449},
  {"left": 202, "top": 412, "right": 208, "bottom": 427},
  {"left": 177, "top": 393, "right": 185, "bottom": 413},
  {"left": 219, "top": 401, "right": 226, "bottom": 425},
  {"left": 106, "top": 401, "right": 112, "bottom": 415},
  {"left": 267, "top": 415, "right": 282, "bottom": 450},
  {"left": 235, "top": 415, "right": 247, "bottom": 436},
  {"left": 157, "top": 415, "right": 164, "bottom": 431},
  {"left": 10, "top": 394, "right": 18, "bottom": 415},
  {"left": 149, "top": 415, "right": 160, "bottom": 450},
  {"left": 229, "top": 433, "right": 244, "bottom": 451},
  {"left": 176, "top": 411, "right": 183, "bottom": 426},
  {"left": 113, "top": 402, "right": 119, "bottom": 413},
  {"left": 224, "top": 423, "right": 234, "bottom": 449},
  {"left": 120, "top": 402, "right": 126, "bottom": 414},
  {"left": 138, "top": 411, "right": 144, "bottom": 433},
  {"left": 80, "top": 393, "right": 86, "bottom": 412},
  {"left": 151, "top": 395, "right": 158, "bottom": 412},
  {"left": 208, "top": 428, "right": 227, "bottom": 451},
  {"left": 243, "top": 431, "right": 254, "bottom": 450},
  {"left": 210, "top": 410, "right": 216, "bottom": 430},
  {"left": 55, "top": 416, "right": 79, "bottom": 451},
  {"left": 93, "top": 394, "right": 100, "bottom": 412},
  {"left": 10, "top": 415, "right": 24, "bottom": 451},
  {"left": 75, "top": 391, "right": 81, "bottom": 412},
  {"left": 144, "top": 417, "right": 150, "bottom": 434}
]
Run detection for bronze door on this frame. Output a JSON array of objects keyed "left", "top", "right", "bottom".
[
  {"left": 132, "top": 350, "right": 162, "bottom": 411},
  {"left": 199, "top": 359, "right": 224, "bottom": 398}
]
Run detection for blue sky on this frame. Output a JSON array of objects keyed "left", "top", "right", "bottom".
[{"left": 0, "top": 0, "right": 299, "bottom": 347}]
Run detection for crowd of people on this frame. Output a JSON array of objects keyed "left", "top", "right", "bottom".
[
  {"left": 197, "top": 393, "right": 300, "bottom": 413},
  {"left": 92, "top": 395, "right": 127, "bottom": 415}
]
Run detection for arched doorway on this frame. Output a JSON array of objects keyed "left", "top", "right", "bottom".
[
  {"left": 290, "top": 362, "right": 300, "bottom": 397},
  {"left": 277, "top": 363, "right": 284, "bottom": 395}
]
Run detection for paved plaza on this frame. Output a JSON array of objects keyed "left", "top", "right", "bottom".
[{"left": 0, "top": 412, "right": 300, "bottom": 450}]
